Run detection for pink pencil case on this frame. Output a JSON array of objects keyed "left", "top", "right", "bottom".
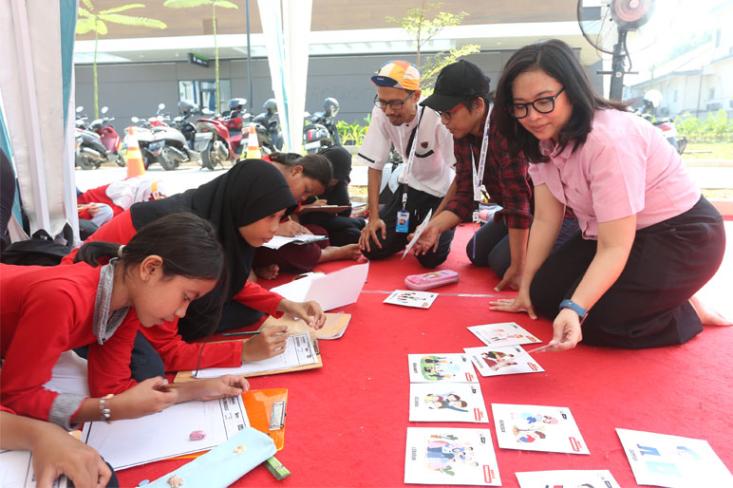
[{"left": 404, "top": 269, "right": 459, "bottom": 291}]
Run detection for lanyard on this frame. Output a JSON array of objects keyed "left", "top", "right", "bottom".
[
  {"left": 470, "top": 105, "right": 492, "bottom": 202},
  {"left": 399, "top": 107, "right": 425, "bottom": 210}
]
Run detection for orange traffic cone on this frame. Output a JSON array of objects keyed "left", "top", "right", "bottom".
[
  {"left": 124, "top": 127, "right": 146, "bottom": 178},
  {"left": 245, "top": 123, "right": 262, "bottom": 159}
]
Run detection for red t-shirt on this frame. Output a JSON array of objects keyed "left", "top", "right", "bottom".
[{"left": 0, "top": 263, "right": 139, "bottom": 422}]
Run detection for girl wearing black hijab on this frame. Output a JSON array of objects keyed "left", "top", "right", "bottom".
[
  {"left": 299, "top": 145, "right": 366, "bottom": 246},
  {"left": 64, "top": 160, "right": 326, "bottom": 377}
]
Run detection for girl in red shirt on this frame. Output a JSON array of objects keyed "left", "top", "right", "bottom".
[
  {"left": 1, "top": 213, "right": 247, "bottom": 429},
  {"left": 64, "top": 160, "right": 325, "bottom": 374}
]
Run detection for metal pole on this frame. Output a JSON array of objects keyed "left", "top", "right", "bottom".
[
  {"left": 609, "top": 29, "right": 627, "bottom": 101},
  {"left": 245, "top": 0, "right": 254, "bottom": 108}
]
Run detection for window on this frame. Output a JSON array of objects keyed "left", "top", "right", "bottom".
[
  {"left": 708, "top": 87, "right": 716, "bottom": 100},
  {"left": 178, "top": 80, "right": 232, "bottom": 113}
]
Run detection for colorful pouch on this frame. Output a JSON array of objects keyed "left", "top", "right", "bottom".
[{"left": 404, "top": 269, "right": 459, "bottom": 291}]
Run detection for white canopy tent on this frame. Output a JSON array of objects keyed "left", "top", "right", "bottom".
[{"left": 0, "top": 0, "right": 79, "bottom": 243}]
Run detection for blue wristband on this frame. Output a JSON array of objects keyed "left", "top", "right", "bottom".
[{"left": 559, "top": 299, "right": 587, "bottom": 318}]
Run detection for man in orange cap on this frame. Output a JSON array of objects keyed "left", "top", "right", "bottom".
[{"left": 357, "top": 61, "right": 456, "bottom": 268}]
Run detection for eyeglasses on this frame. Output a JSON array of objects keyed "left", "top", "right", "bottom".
[
  {"left": 510, "top": 87, "right": 565, "bottom": 119},
  {"left": 374, "top": 92, "right": 413, "bottom": 111},
  {"left": 437, "top": 104, "right": 463, "bottom": 122}
]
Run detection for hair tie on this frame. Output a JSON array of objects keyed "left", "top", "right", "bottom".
[{"left": 117, "top": 245, "right": 125, "bottom": 258}]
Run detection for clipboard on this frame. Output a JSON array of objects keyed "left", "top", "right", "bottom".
[
  {"left": 298, "top": 204, "right": 352, "bottom": 215},
  {"left": 174, "top": 334, "right": 322, "bottom": 383},
  {"left": 261, "top": 312, "right": 351, "bottom": 340}
]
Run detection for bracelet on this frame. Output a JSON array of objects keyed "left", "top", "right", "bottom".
[
  {"left": 99, "top": 394, "right": 114, "bottom": 423},
  {"left": 559, "top": 299, "right": 587, "bottom": 319}
]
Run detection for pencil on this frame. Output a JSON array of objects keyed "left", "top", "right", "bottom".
[{"left": 221, "top": 330, "right": 261, "bottom": 337}]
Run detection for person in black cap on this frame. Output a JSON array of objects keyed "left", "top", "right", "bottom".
[
  {"left": 417, "top": 60, "right": 536, "bottom": 290},
  {"left": 355, "top": 61, "right": 456, "bottom": 268}
]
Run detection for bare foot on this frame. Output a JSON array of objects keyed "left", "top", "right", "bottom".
[
  {"left": 255, "top": 264, "right": 280, "bottom": 280},
  {"left": 318, "top": 244, "right": 363, "bottom": 263},
  {"left": 690, "top": 295, "right": 733, "bottom": 326},
  {"left": 248, "top": 269, "right": 258, "bottom": 283}
]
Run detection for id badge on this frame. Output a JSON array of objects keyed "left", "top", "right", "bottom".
[{"left": 395, "top": 210, "right": 410, "bottom": 233}]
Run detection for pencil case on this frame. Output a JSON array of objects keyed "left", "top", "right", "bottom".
[{"left": 404, "top": 269, "right": 459, "bottom": 291}]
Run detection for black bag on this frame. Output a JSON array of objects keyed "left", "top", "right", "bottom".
[{"left": 1, "top": 238, "right": 71, "bottom": 266}]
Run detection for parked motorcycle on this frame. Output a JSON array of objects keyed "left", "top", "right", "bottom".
[
  {"left": 223, "top": 98, "right": 253, "bottom": 156},
  {"left": 88, "top": 106, "right": 125, "bottom": 167},
  {"left": 252, "top": 98, "right": 283, "bottom": 154},
  {"left": 74, "top": 106, "right": 116, "bottom": 170},
  {"left": 194, "top": 109, "right": 233, "bottom": 170},
  {"left": 636, "top": 90, "right": 687, "bottom": 155},
  {"left": 309, "top": 97, "right": 341, "bottom": 145}
]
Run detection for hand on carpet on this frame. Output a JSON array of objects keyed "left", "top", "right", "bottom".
[{"left": 489, "top": 290, "right": 537, "bottom": 319}]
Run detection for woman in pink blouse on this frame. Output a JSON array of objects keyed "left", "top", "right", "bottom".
[{"left": 489, "top": 39, "right": 728, "bottom": 350}]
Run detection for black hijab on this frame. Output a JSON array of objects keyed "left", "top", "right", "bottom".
[
  {"left": 319, "top": 145, "right": 352, "bottom": 183},
  {"left": 130, "top": 159, "right": 296, "bottom": 339}
]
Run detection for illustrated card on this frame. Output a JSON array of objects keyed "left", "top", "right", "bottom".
[
  {"left": 404, "top": 427, "right": 501, "bottom": 486},
  {"left": 409, "top": 383, "right": 489, "bottom": 423},
  {"left": 467, "top": 322, "right": 541, "bottom": 347},
  {"left": 492, "top": 404, "right": 589, "bottom": 454},
  {"left": 515, "top": 470, "right": 620, "bottom": 488},
  {"left": 616, "top": 428, "right": 733, "bottom": 488},
  {"left": 408, "top": 354, "right": 478, "bottom": 383},
  {"left": 464, "top": 345, "right": 544, "bottom": 377},
  {"left": 384, "top": 289, "right": 438, "bottom": 309}
]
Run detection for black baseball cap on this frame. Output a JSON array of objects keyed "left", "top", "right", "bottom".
[{"left": 421, "top": 60, "right": 490, "bottom": 112}]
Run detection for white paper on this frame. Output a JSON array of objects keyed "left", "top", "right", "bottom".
[
  {"left": 408, "top": 354, "right": 478, "bottom": 383},
  {"left": 515, "top": 470, "right": 620, "bottom": 488},
  {"left": 82, "top": 395, "right": 249, "bottom": 470},
  {"left": 409, "top": 383, "right": 489, "bottom": 423},
  {"left": 464, "top": 345, "right": 544, "bottom": 377},
  {"left": 616, "top": 428, "right": 733, "bottom": 488},
  {"left": 261, "top": 234, "right": 328, "bottom": 250},
  {"left": 402, "top": 209, "right": 432, "bottom": 259},
  {"left": 467, "top": 322, "right": 541, "bottom": 347},
  {"left": 0, "top": 450, "right": 68, "bottom": 488},
  {"left": 384, "top": 289, "right": 437, "bottom": 309},
  {"left": 194, "top": 334, "right": 318, "bottom": 378},
  {"left": 270, "top": 262, "right": 369, "bottom": 311},
  {"left": 492, "top": 403, "right": 589, "bottom": 455},
  {"left": 404, "top": 427, "right": 501, "bottom": 486}
]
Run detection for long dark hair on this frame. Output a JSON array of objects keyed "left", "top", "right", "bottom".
[
  {"left": 75, "top": 213, "right": 227, "bottom": 334},
  {"left": 493, "top": 39, "right": 626, "bottom": 162},
  {"left": 270, "top": 152, "right": 333, "bottom": 188}
]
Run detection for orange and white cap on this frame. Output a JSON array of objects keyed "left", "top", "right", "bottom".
[{"left": 371, "top": 60, "right": 420, "bottom": 91}]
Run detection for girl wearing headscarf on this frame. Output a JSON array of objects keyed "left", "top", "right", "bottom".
[
  {"left": 299, "top": 146, "right": 366, "bottom": 246},
  {"left": 64, "top": 160, "right": 325, "bottom": 375}
]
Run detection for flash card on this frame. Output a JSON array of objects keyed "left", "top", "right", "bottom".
[
  {"left": 464, "top": 345, "right": 544, "bottom": 377},
  {"left": 408, "top": 354, "right": 478, "bottom": 383},
  {"left": 467, "top": 322, "right": 541, "bottom": 347},
  {"left": 515, "top": 470, "right": 620, "bottom": 488},
  {"left": 409, "top": 383, "right": 488, "bottom": 423},
  {"left": 385, "top": 289, "right": 438, "bottom": 309},
  {"left": 492, "top": 403, "right": 589, "bottom": 455}
]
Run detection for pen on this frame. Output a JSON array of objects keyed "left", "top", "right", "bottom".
[{"left": 221, "top": 330, "right": 261, "bottom": 337}]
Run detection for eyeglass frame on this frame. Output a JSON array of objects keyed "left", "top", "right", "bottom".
[
  {"left": 374, "top": 91, "right": 414, "bottom": 111},
  {"left": 510, "top": 87, "right": 565, "bottom": 119}
]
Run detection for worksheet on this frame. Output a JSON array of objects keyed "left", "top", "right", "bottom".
[
  {"left": 82, "top": 395, "right": 249, "bottom": 470},
  {"left": 404, "top": 427, "right": 501, "bottom": 486},
  {"left": 261, "top": 234, "right": 328, "bottom": 250},
  {"left": 0, "top": 450, "right": 68, "bottom": 488},
  {"left": 408, "top": 354, "right": 478, "bottom": 383},
  {"left": 464, "top": 345, "right": 544, "bottom": 377},
  {"left": 492, "top": 403, "right": 589, "bottom": 455},
  {"left": 194, "top": 333, "right": 320, "bottom": 378},
  {"left": 616, "top": 428, "right": 733, "bottom": 488},
  {"left": 466, "top": 322, "right": 541, "bottom": 347},
  {"left": 409, "top": 382, "right": 488, "bottom": 423}
]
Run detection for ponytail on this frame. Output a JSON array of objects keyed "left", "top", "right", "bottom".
[{"left": 74, "top": 242, "right": 125, "bottom": 266}]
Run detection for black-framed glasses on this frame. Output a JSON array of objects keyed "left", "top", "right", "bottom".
[
  {"left": 374, "top": 92, "right": 413, "bottom": 111},
  {"left": 510, "top": 87, "right": 565, "bottom": 119}
]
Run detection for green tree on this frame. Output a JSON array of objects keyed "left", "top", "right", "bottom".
[
  {"left": 387, "top": 2, "right": 480, "bottom": 92},
  {"left": 76, "top": 1, "right": 167, "bottom": 118},
  {"left": 164, "top": 0, "right": 239, "bottom": 113}
]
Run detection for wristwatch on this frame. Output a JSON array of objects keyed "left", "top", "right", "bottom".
[{"left": 559, "top": 299, "right": 587, "bottom": 319}]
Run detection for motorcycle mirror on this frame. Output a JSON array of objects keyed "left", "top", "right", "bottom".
[
  {"left": 76, "top": 106, "right": 84, "bottom": 113},
  {"left": 131, "top": 116, "right": 139, "bottom": 123},
  {"left": 158, "top": 103, "right": 166, "bottom": 111},
  {"left": 101, "top": 106, "right": 109, "bottom": 114}
]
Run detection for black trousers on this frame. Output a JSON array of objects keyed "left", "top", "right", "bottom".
[
  {"left": 363, "top": 185, "right": 455, "bottom": 268},
  {"left": 530, "top": 197, "right": 726, "bottom": 348}
]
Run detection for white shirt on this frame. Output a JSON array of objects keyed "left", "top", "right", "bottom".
[{"left": 355, "top": 106, "right": 455, "bottom": 197}]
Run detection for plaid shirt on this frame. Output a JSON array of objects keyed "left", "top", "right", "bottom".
[{"left": 444, "top": 109, "right": 532, "bottom": 229}]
